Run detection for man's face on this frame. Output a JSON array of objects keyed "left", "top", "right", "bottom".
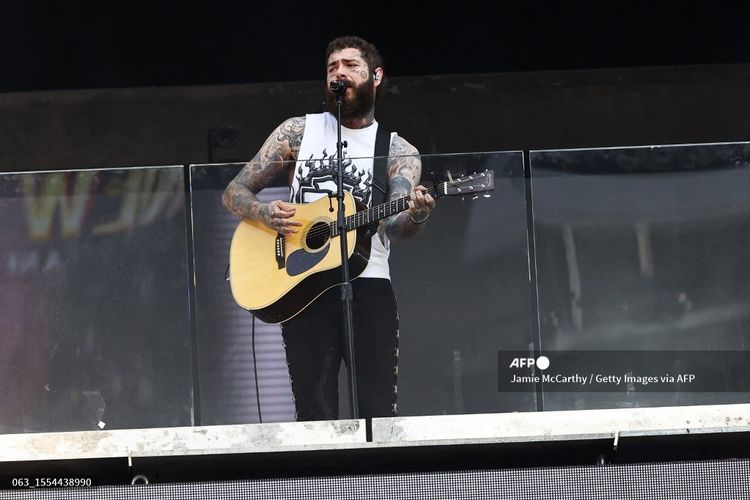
[{"left": 325, "top": 47, "right": 379, "bottom": 119}]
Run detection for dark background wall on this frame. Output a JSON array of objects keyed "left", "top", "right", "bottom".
[
  {"left": 1, "top": 3, "right": 749, "bottom": 171},
  {"left": 2, "top": 63, "right": 749, "bottom": 172}
]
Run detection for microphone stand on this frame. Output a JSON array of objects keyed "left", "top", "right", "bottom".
[{"left": 331, "top": 80, "right": 359, "bottom": 419}]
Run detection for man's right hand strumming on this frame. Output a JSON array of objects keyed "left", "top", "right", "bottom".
[
  {"left": 222, "top": 116, "right": 306, "bottom": 234},
  {"left": 257, "top": 200, "right": 301, "bottom": 235}
]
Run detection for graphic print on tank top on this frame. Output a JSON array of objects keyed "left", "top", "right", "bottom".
[
  {"left": 288, "top": 113, "right": 391, "bottom": 280},
  {"left": 293, "top": 148, "right": 373, "bottom": 207}
]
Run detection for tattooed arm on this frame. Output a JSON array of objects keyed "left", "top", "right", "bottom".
[
  {"left": 383, "top": 135, "right": 436, "bottom": 242},
  {"left": 222, "top": 117, "right": 305, "bottom": 234}
]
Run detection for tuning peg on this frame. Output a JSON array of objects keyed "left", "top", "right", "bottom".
[{"left": 483, "top": 194, "right": 492, "bottom": 198}]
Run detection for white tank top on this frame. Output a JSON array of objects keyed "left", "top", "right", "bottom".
[{"left": 290, "top": 112, "right": 391, "bottom": 279}]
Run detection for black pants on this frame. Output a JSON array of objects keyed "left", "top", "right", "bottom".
[{"left": 281, "top": 278, "right": 399, "bottom": 421}]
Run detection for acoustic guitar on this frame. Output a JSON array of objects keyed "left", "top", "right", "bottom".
[{"left": 229, "top": 170, "right": 494, "bottom": 323}]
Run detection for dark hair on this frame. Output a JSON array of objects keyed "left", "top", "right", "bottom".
[{"left": 326, "top": 35, "right": 387, "bottom": 100}]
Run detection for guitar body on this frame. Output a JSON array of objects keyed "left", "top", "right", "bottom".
[
  {"left": 227, "top": 169, "right": 495, "bottom": 324},
  {"left": 229, "top": 191, "right": 372, "bottom": 324}
]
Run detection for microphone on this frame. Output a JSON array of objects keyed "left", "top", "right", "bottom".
[{"left": 329, "top": 80, "right": 350, "bottom": 94}]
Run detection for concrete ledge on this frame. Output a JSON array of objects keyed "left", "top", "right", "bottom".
[
  {"left": 1, "top": 403, "right": 749, "bottom": 464},
  {"left": 371, "top": 403, "right": 750, "bottom": 446},
  {"left": 0, "top": 419, "right": 365, "bottom": 463}
]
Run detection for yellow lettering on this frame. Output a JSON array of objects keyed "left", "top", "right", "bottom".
[
  {"left": 60, "top": 173, "right": 96, "bottom": 238},
  {"left": 22, "top": 173, "right": 95, "bottom": 241},
  {"left": 23, "top": 175, "right": 62, "bottom": 241},
  {"left": 92, "top": 171, "right": 142, "bottom": 235},
  {"left": 137, "top": 168, "right": 184, "bottom": 226}
]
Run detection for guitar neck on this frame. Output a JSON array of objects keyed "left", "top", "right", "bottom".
[{"left": 331, "top": 185, "right": 439, "bottom": 236}]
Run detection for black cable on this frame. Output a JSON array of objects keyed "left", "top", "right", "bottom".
[
  {"left": 251, "top": 313, "right": 263, "bottom": 423},
  {"left": 230, "top": 257, "right": 263, "bottom": 422}
]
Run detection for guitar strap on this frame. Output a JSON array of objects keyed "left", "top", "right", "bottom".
[
  {"left": 372, "top": 123, "right": 391, "bottom": 206},
  {"left": 363, "top": 124, "right": 390, "bottom": 239}
]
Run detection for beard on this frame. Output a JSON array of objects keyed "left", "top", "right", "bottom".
[{"left": 325, "top": 77, "right": 376, "bottom": 120}]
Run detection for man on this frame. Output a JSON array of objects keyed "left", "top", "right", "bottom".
[{"left": 222, "top": 35, "right": 435, "bottom": 421}]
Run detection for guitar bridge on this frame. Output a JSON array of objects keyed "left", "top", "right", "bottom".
[{"left": 275, "top": 233, "right": 286, "bottom": 269}]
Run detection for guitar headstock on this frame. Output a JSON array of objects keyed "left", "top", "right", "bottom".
[{"left": 438, "top": 170, "right": 495, "bottom": 198}]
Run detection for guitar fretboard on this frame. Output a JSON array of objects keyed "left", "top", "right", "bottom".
[{"left": 330, "top": 185, "right": 439, "bottom": 236}]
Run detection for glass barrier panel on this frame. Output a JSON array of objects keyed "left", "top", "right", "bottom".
[
  {"left": 528, "top": 142, "right": 750, "bottom": 410},
  {"left": 190, "top": 151, "right": 535, "bottom": 423},
  {"left": 4, "top": 142, "right": 749, "bottom": 436},
  {"left": 189, "top": 164, "right": 295, "bottom": 424},
  {"left": 0, "top": 166, "right": 194, "bottom": 433}
]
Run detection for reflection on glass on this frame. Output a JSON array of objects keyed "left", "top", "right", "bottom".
[
  {"left": 190, "top": 164, "right": 295, "bottom": 424},
  {"left": 530, "top": 142, "right": 750, "bottom": 410},
  {"left": 0, "top": 167, "right": 193, "bottom": 433},
  {"left": 190, "top": 152, "right": 535, "bottom": 424}
]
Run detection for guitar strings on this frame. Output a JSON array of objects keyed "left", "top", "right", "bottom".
[
  {"left": 304, "top": 185, "right": 440, "bottom": 239},
  {"left": 301, "top": 172, "right": 489, "bottom": 239},
  {"left": 302, "top": 196, "right": 410, "bottom": 240},
  {"left": 290, "top": 173, "right": 489, "bottom": 240},
  {"left": 301, "top": 185, "right": 440, "bottom": 240}
]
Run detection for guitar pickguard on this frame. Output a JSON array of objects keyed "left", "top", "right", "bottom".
[{"left": 286, "top": 245, "right": 330, "bottom": 276}]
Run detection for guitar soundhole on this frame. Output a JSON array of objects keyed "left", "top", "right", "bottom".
[{"left": 305, "top": 222, "right": 331, "bottom": 250}]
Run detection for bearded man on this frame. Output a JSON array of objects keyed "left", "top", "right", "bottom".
[{"left": 223, "top": 36, "right": 435, "bottom": 421}]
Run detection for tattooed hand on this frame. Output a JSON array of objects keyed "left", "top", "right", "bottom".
[
  {"left": 407, "top": 185, "right": 435, "bottom": 223},
  {"left": 222, "top": 116, "right": 305, "bottom": 232},
  {"left": 259, "top": 200, "right": 302, "bottom": 235}
]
